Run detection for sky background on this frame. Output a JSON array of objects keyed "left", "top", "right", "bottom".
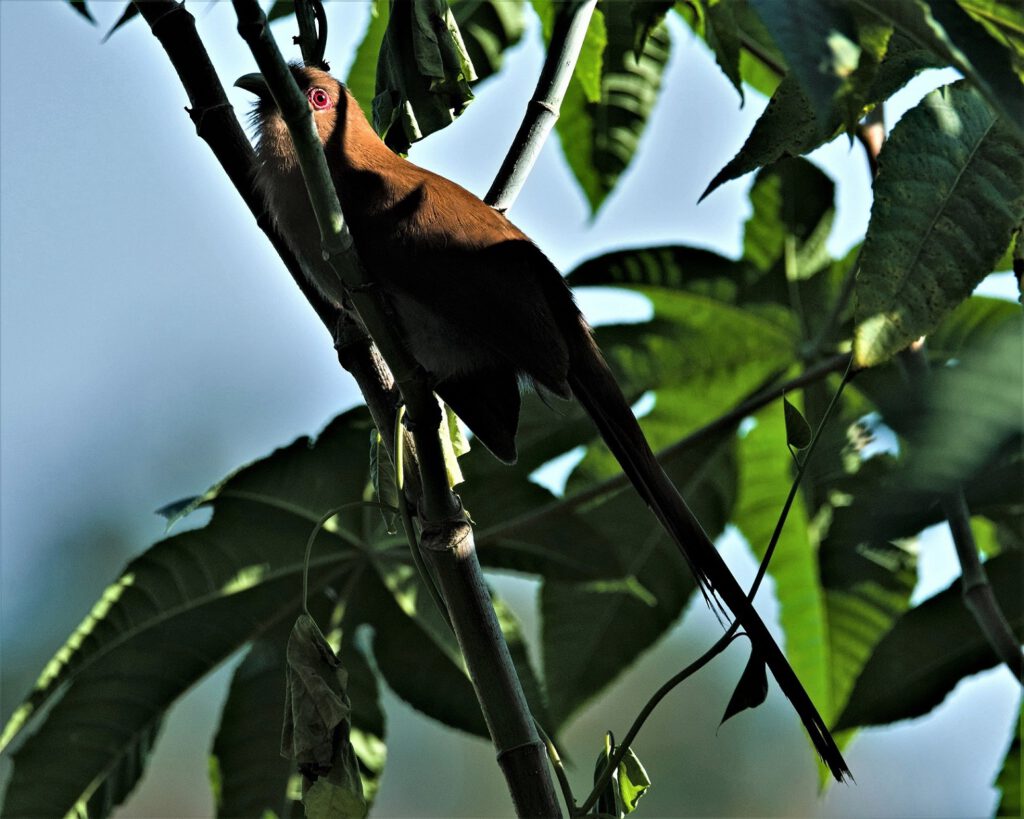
[{"left": 1, "top": 1, "right": 1019, "bottom": 817}]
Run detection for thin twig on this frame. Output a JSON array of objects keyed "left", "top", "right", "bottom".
[{"left": 485, "top": 0, "right": 597, "bottom": 211}]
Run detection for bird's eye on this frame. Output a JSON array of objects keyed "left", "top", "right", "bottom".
[{"left": 308, "top": 87, "right": 332, "bottom": 111}]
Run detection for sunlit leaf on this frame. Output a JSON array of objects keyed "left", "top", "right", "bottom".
[{"left": 854, "top": 81, "right": 1024, "bottom": 366}]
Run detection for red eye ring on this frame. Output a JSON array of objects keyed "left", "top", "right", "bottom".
[{"left": 308, "top": 87, "right": 332, "bottom": 111}]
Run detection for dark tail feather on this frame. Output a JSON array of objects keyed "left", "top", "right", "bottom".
[{"left": 567, "top": 337, "right": 851, "bottom": 782}]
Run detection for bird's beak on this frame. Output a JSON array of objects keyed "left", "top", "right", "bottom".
[{"left": 234, "top": 73, "right": 271, "bottom": 99}]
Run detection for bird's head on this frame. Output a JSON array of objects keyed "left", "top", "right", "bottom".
[{"left": 236, "top": 65, "right": 351, "bottom": 167}]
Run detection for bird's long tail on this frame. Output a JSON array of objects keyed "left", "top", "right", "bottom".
[{"left": 567, "top": 335, "right": 851, "bottom": 782}]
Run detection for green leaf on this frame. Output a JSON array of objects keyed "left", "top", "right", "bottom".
[
  {"left": 556, "top": 1, "right": 667, "bottom": 213},
  {"left": 210, "top": 618, "right": 297, "bottom": 819},
  {"left": 0, "top": 409, "right": 400, "bottom": 818},
  {"left": 702, "top": 32, "right": 943, "bottom": 198},
  {"left": 748, "top": 0, "right": 861, "bottom": 124},
  {"left": 281, "top": 615, "right": 367, "bottom": 819},
  {"left": 854, "top": 81, "right": 1024, "bottom": 367},
  {"left": 678, "top": 0, "right": 788, "bottom": 99},
  {"left": 783, "top": 396, "right": 812, "bottom": 449},
  {"left": 904, "top": 318, "right": 1023, "bottom": 494},
  {"left": 453, "top": 0, "right": 527, "bottom": 84},
  {"left": 742, "top": 157, "right": 835, "bottom": 282},
  {"left": 995, "top": 706, "right": 1022, "bottom": 818},
  {"left": 617, "top": 746, "right": 652, "bottom": 814},
  {"left": 373, "top": 0, "right": 477, "bottom": 153},
  {"left": 836, "top": 549, "right": 1024, "bottom": 730},
  {"left": 66, "top": 0, "right": 94, "bottom": 23},
  {"left": 854, "top": 0, "right": 1024, "bottom": 138},
  {"left": 630, "top": 0, "right": 674, "bottom": 58},
  {"left": 961, "top": 0, "right": 1024, "bottom": 64},
  {"left": 346, "top": 0, "right": 390, "bottom": 123},
  {"left": 732, "top": 406, "right": 829, "bottom": 712}
]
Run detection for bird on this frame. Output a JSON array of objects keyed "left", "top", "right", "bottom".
[{"left": 237, "top": 64, "right": 851, "bottom": 782}]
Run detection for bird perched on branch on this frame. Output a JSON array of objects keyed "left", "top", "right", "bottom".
[{"left": 237, "top": 65, "right": 851, "bottom": 782}]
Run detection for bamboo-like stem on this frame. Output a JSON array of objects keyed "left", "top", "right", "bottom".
[
  {"left": 944, "top": 489, "right": 1023, "bottom": 680},
  {"left": 230, "top": 1, "right": 559, "bottom": 813},
  {"left": 901, "top": 346, "right": 1023, "bottom": 682},
  {"left": 484, "top": 0, "right": 597, "bottom": 211},
  {"left": 293, "top": 0, "right": 328, "bottom": 69}
]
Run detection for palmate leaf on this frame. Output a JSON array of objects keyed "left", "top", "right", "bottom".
[
  {"left": 854, "top": 81, "right": 1024, "bottom": 367},
  {"left": 556, "top": 0, "right": 669, "bottom": 214},
  {"left": 836, "top": 550, "right": 1024, "bottom": 730},
  {"left": 0, "top": 409, "right": 390, "bottom": 818}
]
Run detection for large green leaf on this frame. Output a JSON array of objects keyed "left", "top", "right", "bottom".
[
  {"left": 854, "top": 81, "right": 1024, "bottom": 366},
  {"left": 677, "top": 0, "right": 788, "bottom": 99},
  {"left": 835, "top": 550, "right": 1023, "bottom": 730},
  {"left": 852, "top": 0, "right": 1024, "bottom": 137},
  {"left": 732, "top": 407, "right": 829, "bottom": 711},
  {"left": 747, "top": 0, "right": 861, "bottom": 125},
  {"left": 702, "top": 32, "right": 944, "bottom": 198},
  {"left": 346, "top": 0, "right": 390, "bottom": 123},
  {"left": 556, "top": 0, "right": 668, "bottom": 213}
]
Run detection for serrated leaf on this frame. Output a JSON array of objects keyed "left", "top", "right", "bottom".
[
  {"left": 66, "top": 0, "right": 94, "bottom": 23},
  {"left": 783, "top": 396, "right": 812, "bottom": 449},
  {"left": 702, "top": 32, "right": 943, "bottom": 197},
  {"left": 373, "top": 0, "right": 477, "bottom": 153},
  {"left": 836, "top": 550, "right": 1023, "bottom": 730},
  {"left": 678, "top": 0, "right": 788, "bottom": 98},
  {"left": 720, "top": 649, "right": 769, "bottom": 725},
  {"left": 102, "top": 2, "right": 137, "bottom": 40},
  {"left": 630, "top": 0, "right": 673, "bottom": 58},
  {"left": 854, "top": 81, "right": 1024, "bottom": 367},
  {"left": 556, "top": 1, "right": 667, "bottom": 213},
  {"left": 748, "top": 0, "right": 861, "bottom": 125},
  {"left": 995, "top": 706, "right": 1022, "bottom": 818},
  {"left": 855, "top": 0, "right": 1024, "bottom": 138}
]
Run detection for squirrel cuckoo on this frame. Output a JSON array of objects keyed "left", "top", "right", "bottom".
[{"left": 238, "top": 65, "right": 850, "bottom": 782}]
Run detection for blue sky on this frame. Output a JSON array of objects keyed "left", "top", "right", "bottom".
[{"left": 1, "top": 2, "right": 1018, "bottom": 816}]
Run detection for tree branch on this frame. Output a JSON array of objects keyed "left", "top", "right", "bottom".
[{"left": 484, "top": 0, "right": 597, "bottom": 211}]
